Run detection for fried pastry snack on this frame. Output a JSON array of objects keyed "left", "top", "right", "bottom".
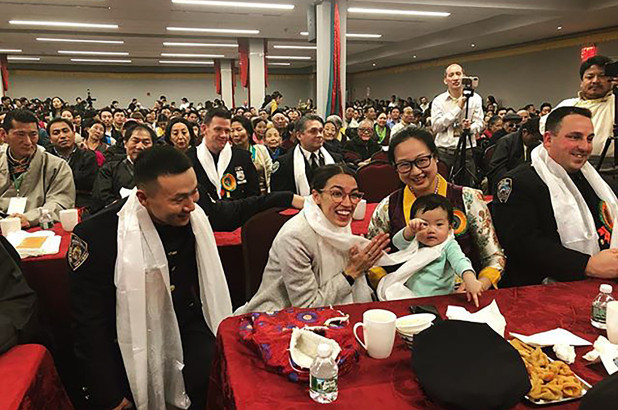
[{"left": 509, "top": 339, "right": 583, "bottom": 401}]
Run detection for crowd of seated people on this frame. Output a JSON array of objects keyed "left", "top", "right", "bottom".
[{"left": 0, "top": 55, "right": 617, "bottom": 409}]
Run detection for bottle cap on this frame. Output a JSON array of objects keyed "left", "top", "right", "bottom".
[
  {"left": 317, "top": 343, "right": 332, "bottom": 358},
  {"left": 600, "top": 284, "right": 613, "bottom": 293}
]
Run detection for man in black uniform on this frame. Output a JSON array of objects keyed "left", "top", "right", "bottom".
[
  {"left": 70, "top": 145, "right": 302, "bottom": 410},
  {"left": 91, "top": 123, "right": 154, "bottom": 211},
  {"left": 188, "top": 108, "right": 259, "bottom": 200},
  {"left": 486, "top": 117, "right": 542, "bottom": 193},
  {"left": 271, "top": 114, "right": 343, "bottom": 195},
  {"left": 493, "top": 106, "right": 618, "bottom": 287},
  {"left": 46, "top": 118, "right": 98, "bottom": 211}
]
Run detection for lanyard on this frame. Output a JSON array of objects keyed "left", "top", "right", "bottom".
[{"left": 12, "top": 173, "right": 25, "bottom": 196}]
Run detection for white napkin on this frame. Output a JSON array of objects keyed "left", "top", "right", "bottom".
[
  {"left": 446, "top": 300, "right": 506, "bottom": 337},
  {"left": 6, "top": 230, "right": 61, "bottom": 258},
  {"left": 583, "top": 336, "right": 618, "bottom": 375},
  {"left": 510, "top": 328, "right": 591, "bottom": 347}
]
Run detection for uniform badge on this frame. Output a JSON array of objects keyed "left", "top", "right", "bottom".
[
  {"left": 497, "top": 178, "right": 513, "bottom": 204},
  {"left": 272, "top": 161, "right": 280, "bottom": 173},
  {"left": 68, "top": 233, "right": 89, "bottom": 271},
  {"left": 235, "top": 166, "right": 247, "bottom": 185},
  {"left": 221, "top": 173, "right": 237, "bottom": 192}
]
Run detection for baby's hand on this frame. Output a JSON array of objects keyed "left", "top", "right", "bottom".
[
  {"left": 462, "top": 271, "right": 483, "bottom": 307},
  {"left": 404, "top": 218, "right": 427, "bottom": 240}
]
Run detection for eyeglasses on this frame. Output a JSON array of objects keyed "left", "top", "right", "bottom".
[
  {"left": 318, "top": 189, "right": 365, "bottom": 204},
  {"left": 395, "top": 154, "right": 433, "bottom": 174},
  {"left": 358, "top": 127, "right": 373, "bottom": 134}
]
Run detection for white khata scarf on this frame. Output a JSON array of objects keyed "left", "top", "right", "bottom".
[
  {"left": 196, "top": 141, "right": 232, "bottom": 199},
  {"left": 115, "top": 190, "right": 232, "bottom": 410},
  {"left": 531, "top": 145, "right": 617, "bottom": 255},
  {"left": 293, "top": 145, "right": 335, "bottom": 196},
  {"left": 302, "top": 196, "right": 417, "bottom": 303},
  {"left": 376, "top": 235, "right": 454, "bottom": 301}
]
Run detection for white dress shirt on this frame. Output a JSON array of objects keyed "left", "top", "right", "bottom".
[{"left": 431, "top": 91, "right": 484, "bottom": 149}]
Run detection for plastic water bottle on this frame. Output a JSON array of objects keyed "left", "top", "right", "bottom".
[
  {"left": 591, "top": 284, "right": 614, "bottom": 329},
  {"left": 39, "top": 208, "right": 54, "bottom": 230},
  {"left": 309, "top": 343, "right": 338, "bottom": 404}
]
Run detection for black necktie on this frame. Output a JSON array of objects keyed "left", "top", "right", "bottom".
[{"left": 310, "top": 153, "right": 319, "bottom": 170}]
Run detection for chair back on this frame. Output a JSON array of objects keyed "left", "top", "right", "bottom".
[
  {"left": 371, "top": 150, "right": 389, "bottom": 162},
  {"left": 482, "top": 144, "right": 497, "bottom": 171},
  {"left": 242, "top": 208, "right": 295, "bottom": 300},
  {"left": 356, "top": 161, "right": 403, "bottom": 203},
  {"left": 437, "top": 160, "right": 450, "bottom": 179}
]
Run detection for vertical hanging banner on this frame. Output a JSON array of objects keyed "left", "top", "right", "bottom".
[
  {"left": 238, "top": 38, "right": 250, "bottom": 88},
  {"left": 326, "top": 0, "right": 343, "bottom": 117},
  {"left": 0, "top": 54, "right": 9, "bottom": 94},
  {"left": 231, "top": 59, "right": 236, "bottom": 108},
  {"left": 214, "top": 59, "right": 222, "bottom": 95},
  {"left": 264, "top": 40, "right": 269, "bottom": 88}
]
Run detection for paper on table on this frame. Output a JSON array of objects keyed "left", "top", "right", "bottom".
[
  {"left": 6, "top": 230, "right": 62, "bottom": 258},
  {"left": 445, "top": 299, "right": 506, "bottom": 337},
  {"left": 583, "top": 336, "right": 618, "bottom": 375},
  {"left": 510, "top": 328, "right": 591, "bottom": 347}
]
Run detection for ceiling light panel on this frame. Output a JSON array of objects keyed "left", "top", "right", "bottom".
[
  {"left": 163, "top": 42, "right": 237, "bottom": 47},
  {"left": 266, "top": 55, "right": 311, "bottom": 60},
  {"left": 7, "top": 56, "right": 40, "bottom": 61},
  {"left": 167, "top": 27, "right": 259, "bottom": 34},
  {"left": 161, "top": 53, "right": 224, "bottom": 58},
  {"left": 37, "top": 38, "right": 124, "bottom": 44},
  {"left": 59, "top": 50, "right": 129, "bottom": 55},
  {"left": 159, "top": 60, "right": 214, "bottom": 64},
  {"left": 10, "top": 20, "right": 118, "bottom": 29},
  {"left": 273, "top": 45, "right": 316, "bottom": 50},
  {"left": 348, "top": 7, "right": 450, "bottom": 17},
  {"left": 346, "top": 33, "right": 382, "bottom": 38},
  {"left": 171, "top": 0, "right": 294, "bottom": 9},
  {"left": 0, "top": 49, "right": 22, "bottom": 53},
  {"left": 71, "top": 58, "right": 132, "bottom": 63}
]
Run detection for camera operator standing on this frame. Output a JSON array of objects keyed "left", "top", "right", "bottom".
[{"left": 431, "top": 64, "right": 484, "bottom": 187}]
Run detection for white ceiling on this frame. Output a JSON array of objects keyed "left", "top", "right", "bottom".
[{"left": 0, "top": 0, "right": 617, "bottom": 73}]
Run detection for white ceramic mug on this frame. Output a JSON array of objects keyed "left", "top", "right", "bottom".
[
  {"left": 352, "top": 199, "right": 367, "bottom": 220},
  {"left": 59, "top": 209, "right": 79, "bottom": 232},
  {"left": 353, "top": 309, "right": 396, "bottom": 359},
  {"left": 606, "top": 301, "right": 618, "bottom": 344},
  {"left": 0, "top": 217, "right": 21, "bottom": 236}
]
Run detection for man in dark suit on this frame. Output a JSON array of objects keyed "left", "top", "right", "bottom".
[
  {"left": 487, "top": 117, "right": 542, "bottom": 194},
  {"left": 492, "top": 107, "right": 618, "bottom": 287},
  {"left": 46, "top": 118, "right": 98, "bottom": 210},
  {"left": 271, "top": 114, "right": 343, "bottom": 195},
  {"left": 187, "top": 108, "right": 259, "bottom": 200}
]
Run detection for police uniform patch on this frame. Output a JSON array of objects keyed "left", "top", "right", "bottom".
[
  {"left": 272, "top": 161, "right": 280, "bottom": 173},
  {"left": 68, "top": 233, "right": 89, "bottom": 271},
  {"left": 221, "top": 173, "right": 237, "bottom": 192},
  {"left": 497, "top": 178, "right": 513, "bottom": 204},
  {"left": 235, "top": 166, "right": 247, "bottom": 185}
]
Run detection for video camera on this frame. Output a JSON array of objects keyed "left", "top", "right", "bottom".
[
  {"left": 462, "top": 76, "right": 479, "bottom": 98},
  {"left": 605, "top": 61, "right": 618, "bottom": 78}
]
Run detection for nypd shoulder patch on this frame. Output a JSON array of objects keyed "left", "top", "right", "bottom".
[
  {"left": 497, "top": 178, "right": 513, "bottom": 204},
  {"left": 68, "top": 233, "right": 89, "bottom": 271}
]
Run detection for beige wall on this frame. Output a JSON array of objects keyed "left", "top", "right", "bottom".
[
  {"left": 8, "top": 70, "right": 314, "bottom": 109},
  {"left": 349, "top": 34, "right": 618, "bottom": 110}
]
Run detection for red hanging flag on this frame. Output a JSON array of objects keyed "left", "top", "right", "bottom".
[
  {"left": 264, "top": 40, "right": 269, "bottom": 88},
  {"left": 214, "top": 59, "right": 222, "bottom": 95},
  {"left": 0, "top": 54, "right": 9, "bottom": 93},
  {"left": 238, "top": 39, "right": 250, "bottom": 88}
]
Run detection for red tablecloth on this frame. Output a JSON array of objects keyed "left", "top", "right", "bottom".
[
  {"left": 0, "top": 344, "right": 73, "bottom": 410},
  {"left": 208, "top": 279, "right": 610, "bottom": 410}
]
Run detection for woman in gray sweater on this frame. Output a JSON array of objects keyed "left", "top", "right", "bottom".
[{"left": 236, "top": 165, "right": 389, "bottom": 314}]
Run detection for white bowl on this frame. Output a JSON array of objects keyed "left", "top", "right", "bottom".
[{"left": 396, "top": 313, "right": 436, "bottom": 336}]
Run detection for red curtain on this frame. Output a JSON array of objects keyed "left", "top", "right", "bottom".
[
  {"left": 238, "top": 39, "right": 249, "bottom": 88},
  {"left": 329, "top": 1, "right": 343, "bottom": 117},
  {"left": 0, "top": 54, "right": 8, "bottom": 93},
  {"left": 214, "top": 59, "right": 222, "bottom": 95},
  {"left": 264, "top": 40, "right": 269, "bottom": 88}
]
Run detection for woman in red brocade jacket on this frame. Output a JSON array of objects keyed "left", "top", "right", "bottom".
[{"left": 367, "top": 127, "right": 505, "bottom": 291}]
